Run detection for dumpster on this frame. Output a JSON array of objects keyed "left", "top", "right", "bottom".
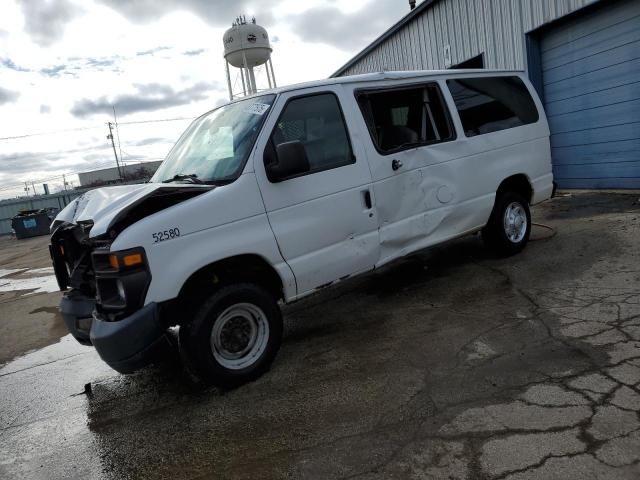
[{"left": 11, "top": 209, "right": 55, "bottom": 239}]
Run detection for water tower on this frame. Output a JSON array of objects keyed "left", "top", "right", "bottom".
[{"left": 223, "top": 16, "right": 277, "bottom": 100}]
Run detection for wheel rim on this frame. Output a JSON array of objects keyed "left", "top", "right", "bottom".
[
  {"left": 503, "top": 201, "right": 527, "bottom": 243},
  {"left": 210, "top": 303, "right": 269, "bottom": 370}
]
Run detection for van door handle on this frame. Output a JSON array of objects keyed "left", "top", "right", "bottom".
[
  {"left": 363, "top": 190, "right": 372, "bottom": 209},
  {"left": 392, "top": 159, "right": 403, "bottom": 171}
]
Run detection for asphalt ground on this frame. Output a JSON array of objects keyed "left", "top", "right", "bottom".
[{"left": 0, "top": 191, "right": 639, "bottom": 479}]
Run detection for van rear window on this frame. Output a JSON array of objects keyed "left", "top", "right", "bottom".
[{"left": 447, "top": 76, "right": 539, "bottom": 137}]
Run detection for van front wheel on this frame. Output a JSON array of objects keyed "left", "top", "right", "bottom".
[
  {"left": 482, "top": 191, "right": 531, "bottom": 256},
  {"left": 179, "top": 283, "right": 283, "bottom": 388}
]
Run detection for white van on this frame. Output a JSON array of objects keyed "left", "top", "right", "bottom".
[{"left": 50, "top": 70, "right": 554, "bottom": 386}]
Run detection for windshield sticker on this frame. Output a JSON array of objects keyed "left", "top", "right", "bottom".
[{"left": 245, "top": 103, "right": 271, "bottom": 115}]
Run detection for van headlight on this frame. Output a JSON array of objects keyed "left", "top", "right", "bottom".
[{"left": 92, "top": 247, "right": 151, "bottom": 314}]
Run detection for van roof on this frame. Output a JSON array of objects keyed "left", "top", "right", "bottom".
[{"left": 238, "top": 69, "right": 525, "bottom": 100}]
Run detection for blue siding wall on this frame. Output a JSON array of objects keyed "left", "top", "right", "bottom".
[{"left": 541, "top": 0, "right": 640, "bottom": 188}]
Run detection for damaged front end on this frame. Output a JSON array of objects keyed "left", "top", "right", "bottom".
[
  {"left": 50, "top": 184, "right": 209, "bottom": 372},
  {"left": 51, "top": 223, "right": 166, "bottom": 372},
  {"left": 50, "top": 221, "right": 100, "bottom": 345}
]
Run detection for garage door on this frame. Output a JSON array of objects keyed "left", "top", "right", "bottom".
[{"left": 540, "top": 0, "right": 640, "bottom": 188}]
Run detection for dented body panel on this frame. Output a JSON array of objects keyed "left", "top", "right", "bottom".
[{"left": 52, "top": 183, "right": 210, "bottom": 238}]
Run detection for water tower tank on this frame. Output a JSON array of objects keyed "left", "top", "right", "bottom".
[{"left": 223, "top": 21, "right": 272, "bottom": 68}]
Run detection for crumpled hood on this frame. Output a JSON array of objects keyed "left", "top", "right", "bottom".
[{"left": 52, "top": 183, "right": 209, "bottom": 238}]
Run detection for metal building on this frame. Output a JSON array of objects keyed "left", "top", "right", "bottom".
[
  {"left": 333, "top": 0, "right": 639, "bottom": 189},
  {"left": 78, "top": 161, "right": 162, "bottom": 187}
]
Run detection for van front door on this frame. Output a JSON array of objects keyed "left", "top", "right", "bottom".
[{"left": 254, "top": 88, "right": 379, "bottom": 297}]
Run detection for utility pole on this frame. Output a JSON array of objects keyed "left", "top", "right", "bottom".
[
  {"left": 62, "top": 174, "right": 67, "bottom": 191},
  {"left": 107, "top": 122, "right": 123, "bottom": 181},
  {"left": 112, "top": 106, "right": 124, "bottom": 168},
  {"left": 24, "top": 181, "right": 29, "bottom": 197}
]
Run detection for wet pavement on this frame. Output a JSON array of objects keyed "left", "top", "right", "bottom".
[{"left": 0, "top": 192, "right": 639, "bottom": 479}]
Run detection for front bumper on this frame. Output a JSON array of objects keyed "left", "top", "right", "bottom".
[
  {"left": 61, "top": 292, "right": 170, "bottom": 374},
  {"left": 60, "top": 291, "right": 94, "bottom": 345},
  {"left": 90, "top": 303, "right": 170, "bottom": 373}
]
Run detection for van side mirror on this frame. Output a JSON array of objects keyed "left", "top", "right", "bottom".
[{"left": 266, "top": 140, "right": 310, "bottom": 181}]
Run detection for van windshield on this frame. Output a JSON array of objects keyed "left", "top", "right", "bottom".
[{"left": 151, "top": 94, "right": 276, "bottom": 185}]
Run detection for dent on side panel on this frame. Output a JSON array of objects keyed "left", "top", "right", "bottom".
[{"left": 375, "top": 166, "right": 458, "bottom": 262}]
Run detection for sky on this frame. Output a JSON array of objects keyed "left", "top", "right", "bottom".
[{"left": 0, "top": 0, "right": 417, "bottom": 199}]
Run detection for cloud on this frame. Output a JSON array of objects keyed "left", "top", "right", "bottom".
[
  {"left": 40, "top": 105, "right": 51, "bottom": 114},
  {"left": 136, "top": 46, "right": 171, "bottom": 57},
  {"left": 1, "top": 57, "right": 30, "bottom": 72},
  {"left": 0, "top": 87, "right": 20, "bottom": 105},
  {"left": 71, "top": 82, "right": 218, "bottom": 118},
  {"left": 85, "top": 57, "right": 118, "bottom": 68},
  {"left": 64, "top": 55, "right": 122, "bottom": 73},
  {"left": 17, "top": 0, "right": 83, "bottom": 46},
  {"left": 40, "top": 64, "right": 67, "bottom": 77},
  {"left": 0, "top": 152, "right": 66, "bottom": 175},
  {"left": 97, "top": 0, "right": 279, "bottom": 27},
  {"left": 183, "top": 48, "right": 206, "bottom": 56},
  {"left": 287, "top": 0, "right": 404, "bottom": 51},
  {"left": 11, "top": 1, "right": 284, "bottom": 61},
  {"left": 127, "top": 137, "right": 171, "bottom": 147}
]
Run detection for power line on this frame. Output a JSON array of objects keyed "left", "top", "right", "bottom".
[
  {"left": 0, "top": 115, "right": 195, "bottom": 142},
  {"left": 116, "top": 116, "right": 196, "bottom": 126},
  {"left": 0, "top": 124, "right": 105, "bottom": 141},
  {"left": 112, "top": 107, "right": 124, "bottom": 172},
  {"left": 0, "top": 137, "right": 173, "bottom": 162},
  {"left": 0, "top": 145, "right": 112, "bottom": 162}
]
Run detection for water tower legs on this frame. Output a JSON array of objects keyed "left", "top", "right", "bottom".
[
  {"left": 268, "top": 58, "right": 277, "bottom": 88},
  {"left": 225, "top": 61, "right": 233, "bottom": 101},
  {"left": 240, "top": 67, "right": 247, "bottom": 96},
  {"left": 247, "top": 67, "right": 257, "bottom": 94}
]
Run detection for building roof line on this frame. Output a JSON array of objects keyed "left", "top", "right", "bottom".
[{"left": 330, "top": 0, "right": 440, "bottom": 78}]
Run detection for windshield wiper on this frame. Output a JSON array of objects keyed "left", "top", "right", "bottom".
[{"left": 162, "top": 173, "right": 205, "bottom": 184}]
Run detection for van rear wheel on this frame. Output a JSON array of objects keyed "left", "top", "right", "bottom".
[
  {"left": 179, "top": 283, "right": 283, "bottom": 388},
  {"left": 482, "top": 191, "right": 531, "bottom": 256}
]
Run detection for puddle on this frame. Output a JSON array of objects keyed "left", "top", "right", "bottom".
[
  {"left": 0, "top": 334, "right": 94, "bottom": 377},
  {"left": 0, "top": 267, "right": 59, "bottom": 295}
]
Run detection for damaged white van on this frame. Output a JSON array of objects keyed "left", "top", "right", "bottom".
[{"left": 50, "top": 70, "right": 554, "bottom": 387}]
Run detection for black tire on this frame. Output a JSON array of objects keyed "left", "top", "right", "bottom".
[
  {"left": 179, "top": 283, "right": 283, "bottom": 388},
  {"left": 482, "top": 191, "right": 531, "bottom": 256}
]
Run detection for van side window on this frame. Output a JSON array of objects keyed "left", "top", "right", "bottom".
[
  {"left": 267, "top": 93, "right": 354, "bottom": 175},
  {"left": 357, "top": 83, "right": 455, "bottom": 154},
  {"left": 447, "top": 76, "right": 539, "bottom": 137}
]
